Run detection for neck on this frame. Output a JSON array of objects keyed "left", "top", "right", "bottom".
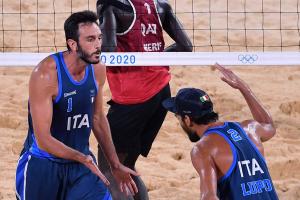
[{"left": 64, "top": 51, "right": 87, "bottom": 75}]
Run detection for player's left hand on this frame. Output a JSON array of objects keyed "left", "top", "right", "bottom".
[{"left": 111, "top": 164, "right": 139, "bottom": 196}]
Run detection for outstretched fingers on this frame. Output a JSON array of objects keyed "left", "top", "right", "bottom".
[
  {"left": 120, "top": 174, "right": 138, "bottom": 195},
  {"left": 113, "top": 164, "right": 140, "bottom": 195},
  {"left": 127, "top": 178, "right": 138, "bottom": 194},
  {"left": 214, "top": 63, "right": 231, "bottom": 82}
]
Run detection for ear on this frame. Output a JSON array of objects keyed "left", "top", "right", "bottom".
[
  {"left": 183, "top": 115, "right": 193, "bottom": 127},
  {"left": 67, "top": 39, "right": 78, "bottom": 51}
]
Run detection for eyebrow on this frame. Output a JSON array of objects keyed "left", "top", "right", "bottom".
[{"left": 86, "top": 33, "right": 103, "bottom": 39}]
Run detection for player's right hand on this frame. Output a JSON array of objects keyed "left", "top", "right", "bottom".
[
  {"left": 83, "top": 155, "right": 110, "bottom": 186},
  {"left": 111, "top": 164, "right": 139, "bottom": 196},
  {"left": 214, "top": 63, "right": 249, "bottom": 91}
]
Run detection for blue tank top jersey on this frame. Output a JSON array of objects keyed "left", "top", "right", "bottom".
[
  {"left": 204, "top": 122, "right": 278, "bottom": 200},
  {"left": 24, "top": 52, "right": 98, "bottom": 162}
]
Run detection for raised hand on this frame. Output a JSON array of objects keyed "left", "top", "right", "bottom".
[
  {"left": 214, "top": 63, "right": 249, "bottom": 90},
  {"left": 111, "top": 164, "right": 139, "bottom": 196}
]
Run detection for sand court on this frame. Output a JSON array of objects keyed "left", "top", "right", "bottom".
[{"left": 1, "top": 0, "right": 300, "bottom": 199}]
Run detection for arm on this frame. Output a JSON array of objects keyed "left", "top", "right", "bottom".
[
  {"left": 157, "top": 0, "right": 192, "bottom": 52},
  {"left": 99, "top": 6, "right": 118, "bottom": 52},
  {"left": 92, "top": 64, "right": 119, "bottom": 168},
  {"left": 92, "top": 63, "right": 139, "bottom": 195},
  {"left": 191, "top": 145, "right": 219, "bottom": 200},
  {"left": 30, "top": 58, "right": 85, "bottom": 161},
  {"left": 214, "top": 63, "right": 276, "bottom": 142}
]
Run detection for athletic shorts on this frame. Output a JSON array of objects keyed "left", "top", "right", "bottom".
[
  {"left": 16, "top": 151, "right": 112, "bottom": 200},
  {"left": 107, "top": 84, "right": 171, "bottom": 157}
]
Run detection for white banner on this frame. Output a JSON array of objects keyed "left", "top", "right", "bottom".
[{"left": 1, "top": 52, "right": 300, "bottom": 66}]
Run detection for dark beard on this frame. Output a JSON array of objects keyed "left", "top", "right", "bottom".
[
  {"left": 77, "top": 44, "right": 100, "bottom": 64},
  {"left": 187, "top": 132, "right": 200, "bottom": 142},
  {"left": 181, "top": 123, "right": 200, "bottom": 142}
]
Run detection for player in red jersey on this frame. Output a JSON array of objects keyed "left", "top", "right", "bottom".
[{"left": 97, "top": 0, "right": 192, "bottom": 199}]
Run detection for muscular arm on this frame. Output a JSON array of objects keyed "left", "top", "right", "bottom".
[
  {"left": 92, "top": 63, "right": 120, "bottom": 168},
  {"left": 191, "top": 145, "right": 219, "bottom": 200},
  {"left": 92, "top": 63, "right": 139, "bottom": 194},
  {"left": 215, "top": 63, "right": 276, "bottom": 142},
  {"left": 239, "top": 85, "right": 275, "bottom": 142},
  {"left": 29, "top": 57, "right": 88, "bottom": 163},
  {"left": 157, "top": 0, "right": 192, "bottom": 52},
  {"left": 99, "top": 6, "right": 118, "bottom": 52},
  {"left": 99, "top": 0, "right": 192, "bottom": 52}
]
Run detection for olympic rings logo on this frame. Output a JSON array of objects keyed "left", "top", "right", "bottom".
[{"left": 238, "top": 54, "right": 258, "bottom": 64}]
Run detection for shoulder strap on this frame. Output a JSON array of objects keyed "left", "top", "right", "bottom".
[{"left": 51, "top": 52, "right": 64, "bottom": 103}]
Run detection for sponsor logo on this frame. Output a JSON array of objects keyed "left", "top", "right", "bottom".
[{"left": 64, "top": 90, "right": 77, "bottom": 98}]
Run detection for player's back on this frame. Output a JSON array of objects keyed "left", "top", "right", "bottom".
[{"left": 204, "top": 122, "right": 278, "bottom": 200}]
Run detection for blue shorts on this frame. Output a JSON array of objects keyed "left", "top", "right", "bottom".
[{"left": 16, "top": 151, "right": 112, "bottom": 200}]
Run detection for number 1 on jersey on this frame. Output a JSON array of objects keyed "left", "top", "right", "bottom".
[{"left": 67, "top": 98, "right": 72, "bottom": 112}]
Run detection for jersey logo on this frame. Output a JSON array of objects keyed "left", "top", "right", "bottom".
[
  {"left": 64, "top": 90, "right": 77, "bottom": 98},
  {"left": 90, "top": 89, "right": 96, "bottom": 103},
  {"left": 238, "top": 158, "right": 272, "bottom": 196},
  {"left": 238, "top": 158, "right": 264, "bottom": 178},
  {"left": 141, "top": 23, "right": 157, "bottom": 36},
  {"left": 67, "top": 114, "right": 90, "bottom": 131}
]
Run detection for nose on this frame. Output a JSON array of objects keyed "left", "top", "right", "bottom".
[{"left": 95, "top": 37, "right": 102, "bottom": 49}]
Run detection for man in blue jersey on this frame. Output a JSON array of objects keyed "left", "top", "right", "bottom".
[
  {"left": 162, "top": 63, "right": 279, "bottom": 200},
  {"left": 15, "top": 11, "right": 138, "bottom": 200}
]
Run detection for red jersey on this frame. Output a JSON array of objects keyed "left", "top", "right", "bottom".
[{"left": 106, "top": 0, "right": 171, "bottom": 104}]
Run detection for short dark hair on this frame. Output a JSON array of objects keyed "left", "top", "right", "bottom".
[
  {"left": 64, "top": 10, "right": 99, "bottom": 50},
  {"left": 186, "top": 111, "right": 219, "bottom": 125}
]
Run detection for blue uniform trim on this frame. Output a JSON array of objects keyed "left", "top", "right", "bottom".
[
  {"left": 91, "top": 64, "right": 99, "bottom": 93},
  {"left": 233, "top": 122, "right": 266, "bottom": 163},
  {"left": 16, "top": 152, "right": 31, "bottom": 200},
  {"left": 207, "top": 122, "right": 228, "bottom": 131},
  {"left": 29, "top": 134, "right": 54, "bottom": 159},
  {"left": 59, "top": 52, "right": 89, "bottom": 85},
  {"left": 204, "top": 129, "right": 238, "bottom": 183},
  {"left": 29, "top": 133, "right": 74, "bottom": 163},
  {"left": 51, "top": 54, "right": 62, "bottom": 103},
  {"left": 15, "top": 152, "right": 25, "bottom": 200},
  {"left": 103, "top": 190, "right": 113, "bottom": 200}
]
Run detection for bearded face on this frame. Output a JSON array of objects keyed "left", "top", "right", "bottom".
[
  {"left": 77, "top": 42, "right": 101, "bottom": 64},
  {"left": 177, "top": 115, "right": 200, "bottom": 142}
]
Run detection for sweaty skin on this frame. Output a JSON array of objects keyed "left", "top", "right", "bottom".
[
  {"left": 188, "top": 64, "right": 276, "bottom": 200},
  {"left": 29, "top": 22, "right": 138, "bottom": 195},
  {"left": 98, "top": 0, "right": 192, "bottom": 52},
  {"left": 96, "top": 0, "right": 192, "bottom": 199}
]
